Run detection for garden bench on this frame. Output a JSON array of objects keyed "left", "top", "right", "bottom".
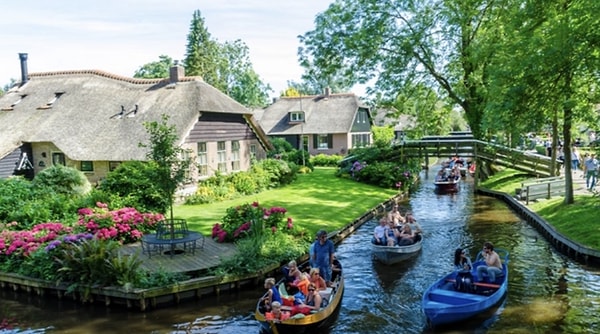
[{"left": 141, "top": 219, "right": 204, "bottom": 257}]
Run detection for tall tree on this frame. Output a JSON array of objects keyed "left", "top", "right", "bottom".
[
  {"left": 219, "top": 40, "right": 271, "bottom": 107},
  {"left": 133, "top": 55, "right": 174, "bottom": 79},
  {"left": 488, "top": 0, "right": 600, "bottom": 204},
  {"left": 183, "top": 10, "right": 271, "bottom": 107},
  {"left": 184, "top": 10, "right": 222, "bottom": 89},
  {"left": 298, "top": 0, "right": 505, "bottom": 139}
]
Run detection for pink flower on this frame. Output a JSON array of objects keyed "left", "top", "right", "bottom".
[{"left": 271, "top": 226, "right": 277, "bottom": 233}]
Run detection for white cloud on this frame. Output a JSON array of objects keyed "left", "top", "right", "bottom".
[{"left": 0, "top": 0, "right": 333, "bottom": 97}]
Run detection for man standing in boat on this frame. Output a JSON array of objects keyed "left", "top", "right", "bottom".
[{"left": 313, "top": 230, "right": 335, "bottom": 286}]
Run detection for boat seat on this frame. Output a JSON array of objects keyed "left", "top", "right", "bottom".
[
  {"left": 429, "top": 288, "right": 487, "bottom": 303},
  {"left": 319, "top": 287, "right": 333, "bottom": 300}
]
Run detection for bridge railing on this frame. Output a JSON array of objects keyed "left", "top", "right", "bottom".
[{"left": 394, "top": 138, "right": 557, "bottom": 177}]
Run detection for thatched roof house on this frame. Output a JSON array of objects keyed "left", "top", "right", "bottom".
[
  {"left": 258, "top": 89, "right": 373, "bottom": 155},
  {"left": 0, "top": 54, "right": 272, "bottom": 183}
]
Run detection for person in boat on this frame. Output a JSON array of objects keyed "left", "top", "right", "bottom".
[
  {"left": 300, "top": 283, "right": 327, "bottom": 311},
  {"left": 387, "top": 204, "right": 405, "bottom": 225},
  {"left": 405, "top": 212, "right": 422, "bottom": 235},
  {"left": 386, "top": 219, "right": 399, "bottom": 246},
  {"left": 265, "top": 301, "right": 290, "bottom": 322},
  {"left": 397, "top": 224, "right": 415, "bottom": 246},
  {"left": 292, "top": 272, "right": 310, "bottom": 297},
  {"left": 308, "top": 267, "right": 327, "bottom": 290},
  {"left": 454, "top": 248, "right": 472, "bottom": 271},
  {"left": 435, "top": 169, "right": 447, "bottom": 182},
  {"left": 260, "top": 277, "right": 282, "bottom": 313},
  {"left": 282, "top": 260, "right": 302, "bottom": 294},
  {"left": 372, "top": 217, "right": 388, "bottom": 245},
  {"left": 313, "top": 230, "right": 335, "bottom": 285},
  {"left": 331, "top": 254, "right": 342, "bottom": 282},
  {"left": 476, "top": 242, "right": 503, "bottom": 282}
]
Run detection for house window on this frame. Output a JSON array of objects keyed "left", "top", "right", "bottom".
[
  {"left": 231, "top": 141, "right": 240, "bottom": 171},
  {"left": 52, "top": 152, "right": 65, "bottom": 166},
  {"left": 352, "top": 133, "right": 371, "bottom": 148},
  {"left": 181, "top": 150, "right": 191, "bottom": 182},
  {"left": 109, "top": 161, "right": 121, "bottom": 171},
  {"left": 289, "top": 111, "right": 305, "bottom": 122},
  {"left": 197, "top": 142, "right": 208, "bottom": 177},
  {"left": 317, "top": 135, "right": 330, "bottom": 149},
  {"left": 250, "top": 144, "right": 257, "bottom": 159},
  {"left": 80, "top": 161, "right": 94, "bottom": 172},
  {"left": 217, "top": 141, "right": 227, "bottom": 173}
]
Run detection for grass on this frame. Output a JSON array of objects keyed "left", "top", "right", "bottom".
[
  {"left": 174, "top": 167, "right": 399, "bottom": 237},
  {"left": 480, "top": 168, "right": 600, "bottom": 249}
]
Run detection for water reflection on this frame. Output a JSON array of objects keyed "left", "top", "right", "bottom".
[{"left": 2, "top": 168, "right": 600, "bottom": 333}]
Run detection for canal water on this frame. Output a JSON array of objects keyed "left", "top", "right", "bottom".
[{"left": 2, "top": 169, "right": 600, "bottom": 333}]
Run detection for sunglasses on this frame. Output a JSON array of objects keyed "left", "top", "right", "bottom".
[{"left": 308, "top": 288, "right": 315, "bottom": 291}]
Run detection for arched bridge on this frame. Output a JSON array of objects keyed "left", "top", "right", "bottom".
[{"left": 395, "top": 133, "right": 558, "bottom": 177}]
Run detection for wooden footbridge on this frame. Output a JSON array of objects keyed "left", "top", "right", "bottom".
[{"left": 395, "top": 132, "right": 558, "bottom": 178}]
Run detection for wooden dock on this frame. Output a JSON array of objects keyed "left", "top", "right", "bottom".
[{"left": 119, "top": 236, "right": 238, "bottom": 274}]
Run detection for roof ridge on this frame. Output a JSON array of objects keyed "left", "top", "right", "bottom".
[{"left": 28, "top": 70, "right": 202, "bottom": 85}]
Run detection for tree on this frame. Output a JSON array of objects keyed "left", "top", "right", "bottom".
[
  {"left": 297, "top": 0, "right": 508, "bottom": 139},
  {"left": 488, "top": 0, "right": 600, "bottom": 204},
  {"left": 139, "top": 115, "right": 192, "bottom": 220},
  {"left": 219, "top": 40, "right": 272, "bottom": 107},
  {"left": 133, "top": 55, "right": 174, "bottom": 79},
  {"left": 183, "top": 10, "right": 272, "bottom": 107},
  {"left": 184, "top": 10, "right": 222, "bottom": 89}
]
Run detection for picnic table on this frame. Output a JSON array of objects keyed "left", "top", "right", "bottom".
[{"left": 141, "top": 219, "right": 204, "bottom": 257}]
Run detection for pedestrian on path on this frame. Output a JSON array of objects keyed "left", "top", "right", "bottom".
[
  {"left": 584, "top": 154, "right": 598, "bottom": 190},
  {"left": 571, "top": 146, "right": 581, "bottom": 171}
]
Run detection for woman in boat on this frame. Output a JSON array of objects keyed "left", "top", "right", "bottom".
[
  {"left": 454, "top": 248, "right": 472, "bottom": 271},
  {"left": 308, "top": 267, "right": 327, "bottom": 290},
  {"left": 386, "top": 220, "right": 399, "bottom": 246},
  {"left": 300, "top": 283, "right": 326, "bottom": 311},
  {"left": 397, "top": 224, "right": 415, "bottom": 246}
]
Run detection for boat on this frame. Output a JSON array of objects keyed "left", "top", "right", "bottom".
[
  {"left": 255, "top": 263, "right": 345, "bottom": 334},
  {"left": 371, "top": 234, "right": 422, "bottom": 265},
  {"left": 434, "top": 175, "right": 461, "bottom": 193},
  {"left": 422, "top": 249, "right": 509, "bottom": 327}
]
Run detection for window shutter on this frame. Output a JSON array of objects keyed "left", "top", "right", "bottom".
[
  {"left": 328, "top": 134, "right": 333, "bottom": 149},
  {"left": 313, "top": 135, "right": 318, "bottom": 149}
]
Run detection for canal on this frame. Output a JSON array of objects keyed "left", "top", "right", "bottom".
[{"left": 1, "top": 168, "right": 600, "bottom": 333}]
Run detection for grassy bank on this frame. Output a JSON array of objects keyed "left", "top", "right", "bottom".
[
  {"left": 480, "top": 168, "right": 600, "bottom": 249},
  {"left": 174, "top": 167, "right": 400, "bottom": 236}
]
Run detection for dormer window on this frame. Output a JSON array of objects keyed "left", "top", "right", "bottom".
[
  {"left": 1, "top": 94, "right": 27, "bottom": 111},
  {"left": 289, "top": 111, "right": 305, "bottom": 123},
  {"left": 37, "top": 92, "right": 64, "bottom": 110}
]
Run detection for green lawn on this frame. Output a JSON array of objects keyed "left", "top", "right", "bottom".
[
  {"left": 174, "top": 167, "right": 399, "bottom": 236},
  {"left": 480, "top": 168, "right": 600, "bottom": 249}
]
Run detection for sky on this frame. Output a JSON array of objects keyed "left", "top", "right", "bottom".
[{"left": 0, "top": 0, "right": 335, "bottom": 97}]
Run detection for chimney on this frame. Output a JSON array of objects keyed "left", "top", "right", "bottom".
[
  {"left": 169, "top": 60, "right": 185, "bottom": 83},
  {"left": 18, "top": 53, "right": 28, "bottom": 85}
]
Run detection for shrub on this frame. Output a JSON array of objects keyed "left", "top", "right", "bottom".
[
  {"left": 32, "top": 164, "right": 91, "bottom": 197},
  {"left": 98, "top": 161, "right": 168, "bottom": 213},
  {"left": 212, "top": 202, "right": 295, "bottom": 243},
  {"left": 227, "top": 172, "right": 259, "bottom": 195},
  {"left": 311, "top": 153, "right": 343, "bottom": 167}
]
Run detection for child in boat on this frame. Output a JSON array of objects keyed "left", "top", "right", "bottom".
[
  {"left": 260, "top": 277, "right": 282, "bottom": 313},
  {"left": 265, "top": 301, "right": 290, "bottom": 321}
]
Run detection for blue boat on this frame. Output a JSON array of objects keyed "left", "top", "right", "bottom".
[{"left": 422, "top": 249, "right": 509, "bottom": 326}]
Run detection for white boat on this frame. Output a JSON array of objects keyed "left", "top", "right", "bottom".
[{"left": 371, "top": 234, "right": 422, "bottom": 265}]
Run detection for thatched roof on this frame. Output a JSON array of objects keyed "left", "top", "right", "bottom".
[
  {"left": 0, "top": 69, "right": 255, "bottom": 161},
  {"left": 259, "top": 93, "right": 368, "bottom": 135}
]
